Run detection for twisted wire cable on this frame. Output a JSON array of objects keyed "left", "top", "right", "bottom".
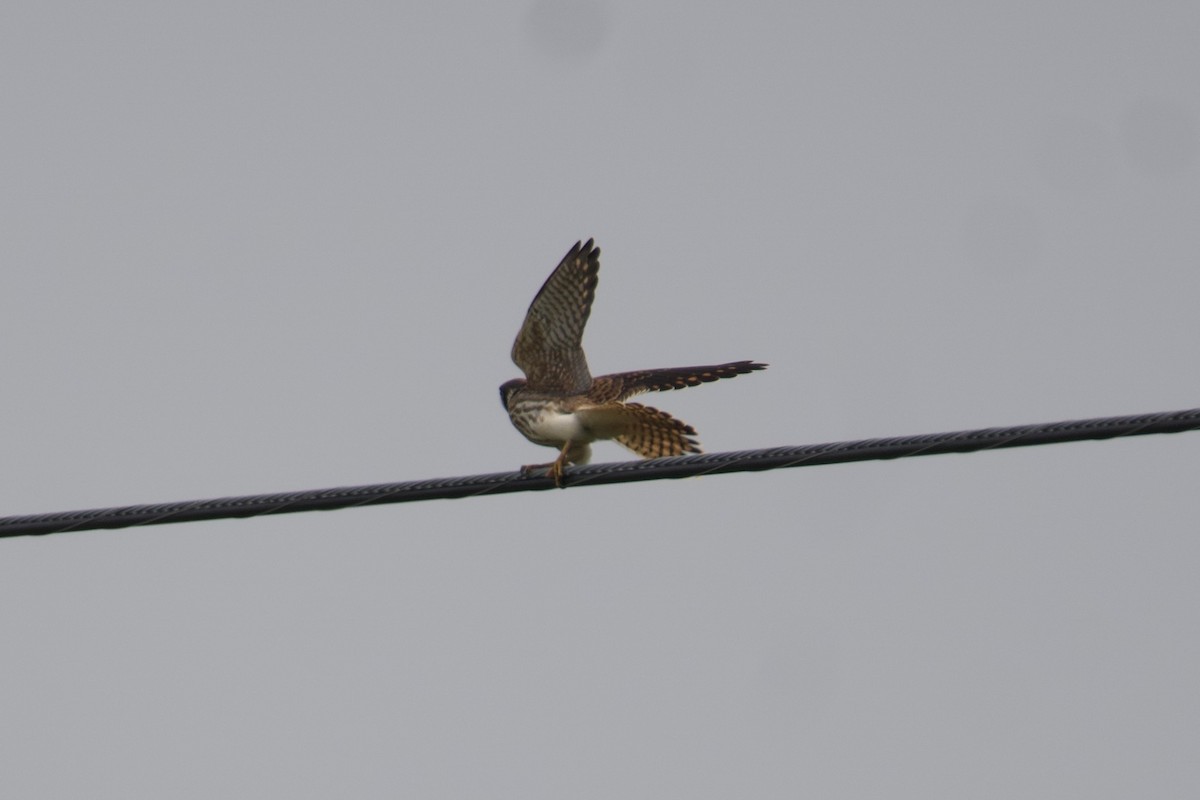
[{"left": 2, "top": 407, "right": 1198, "bottom": 539}]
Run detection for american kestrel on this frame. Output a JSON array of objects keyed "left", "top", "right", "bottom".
[{"left": 500, "top": 239, "right": 766, "bottom": 485}]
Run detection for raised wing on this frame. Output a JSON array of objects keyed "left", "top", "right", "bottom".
[
  {"left": 511, "top": 239, "right": 601, "bottom": 393},
  {"left": 587, "top": 360, "right": 767, "bottom": 404}
]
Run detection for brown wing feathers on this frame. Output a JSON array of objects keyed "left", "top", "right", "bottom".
[
  {"left": 588, "top": 360, "right": 767, "bottom": 403},
  {"left": 510, "top": 239, "right": 601, "bottom": 393}
]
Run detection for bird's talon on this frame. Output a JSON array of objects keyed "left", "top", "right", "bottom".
[{"left": 519, "top": 461, "right": 565, "bottom": 487}]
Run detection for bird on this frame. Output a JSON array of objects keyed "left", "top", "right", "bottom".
[{"left": 500, "top": 239, "right": 766, "bottom": 486}]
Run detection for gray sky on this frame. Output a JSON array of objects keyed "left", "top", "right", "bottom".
[{"left": 2, "top": 2, "right": 1199, "bottom": 797}]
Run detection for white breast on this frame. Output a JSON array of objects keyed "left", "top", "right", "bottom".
[{"left": 524, "top": 408, "right": 589, "bottom": 445}]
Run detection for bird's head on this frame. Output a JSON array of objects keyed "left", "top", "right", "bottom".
[{"left": 498, "top": 378, "right": 526, "bottom": 410}]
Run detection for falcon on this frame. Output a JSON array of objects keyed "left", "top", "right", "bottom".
[{"left": 500, "top": 239, "right": 766, "bottom": 486}]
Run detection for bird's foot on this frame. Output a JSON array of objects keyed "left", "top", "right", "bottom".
[
  {"left": 519, "top": 449, "right": 570, "bottom": 488},
  {"left": 520, "top": 460, "right": 565, "bottom": 488}
]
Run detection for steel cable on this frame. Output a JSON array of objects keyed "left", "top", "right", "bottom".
[{"left": 2, "top": 407, "right": 1198, "bottom": 538}]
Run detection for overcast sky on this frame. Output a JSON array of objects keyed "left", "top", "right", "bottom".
[{"left": 2, "top": 2, "right": 1199, "bottom": 797}]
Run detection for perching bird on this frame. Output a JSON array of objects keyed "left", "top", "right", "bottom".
[{"left": 500, "top": 239, "right": 766, "bottom": 486}]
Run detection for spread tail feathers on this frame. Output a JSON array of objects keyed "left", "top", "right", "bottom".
[{"left": 576, "top": 402, "right": 701, "bottom": 459}]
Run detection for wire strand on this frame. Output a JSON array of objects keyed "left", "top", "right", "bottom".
[{"left": 2, "top": 407, "right": 1198, "bottom": 539}]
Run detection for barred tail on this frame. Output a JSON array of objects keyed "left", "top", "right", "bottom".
[{"left": 577, "top": 402, "right": 701, "bottom": 459}]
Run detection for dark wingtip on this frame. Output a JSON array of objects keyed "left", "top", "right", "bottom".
[{"left": 715, "top": 360, "right": 768, "bottom": 376}]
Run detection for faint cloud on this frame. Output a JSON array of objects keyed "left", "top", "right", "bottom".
[
  {"left": 959, "top": 197, "right": 1045, "bottom": 274},
  {"left": 524, "top": 0, "right": 611, "bottom": 62},
  {"left": 1122, "top": 98, "right": 1198, "bottom": 178}
]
